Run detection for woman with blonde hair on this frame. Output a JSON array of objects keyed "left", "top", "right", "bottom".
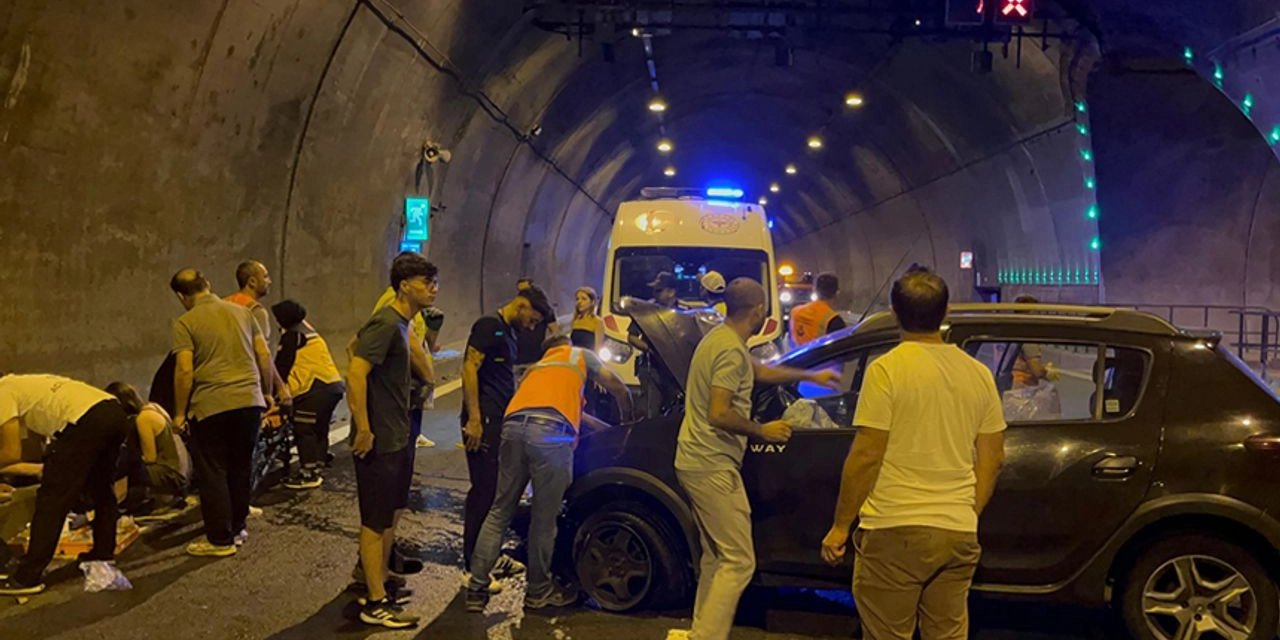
[{"left": 570, "top": 287, "right": 603, "bottom": 351}]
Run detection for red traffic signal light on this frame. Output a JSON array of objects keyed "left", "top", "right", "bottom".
[{"left": 995, "top": 0, "right": 1034, "bottom": 24}]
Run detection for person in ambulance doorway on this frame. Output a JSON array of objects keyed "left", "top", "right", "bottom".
[
  {"left": 788, "top": 272, "right": 846, "bottom": 348},
  {"left": 465, "top": 334, "right": 634, "bottom": 612}
]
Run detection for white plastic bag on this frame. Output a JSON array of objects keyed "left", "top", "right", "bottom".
[
  {"left": 782, "top": 398, "right": 839, "bottom": 430},
  {"left": 1001, "top": 381, "right": 1062, "bottom": 422},
  {"left": 81, "top": 560, "right": 132, "bottom": 592}
]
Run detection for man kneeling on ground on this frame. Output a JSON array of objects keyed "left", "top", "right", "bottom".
[{"left": 466, "top": 334, "right": 633, "bottom": 612}]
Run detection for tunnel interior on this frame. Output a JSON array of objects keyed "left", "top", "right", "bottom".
[{"left": 2, "top": 0, "right": 1279, "bottom": 386}]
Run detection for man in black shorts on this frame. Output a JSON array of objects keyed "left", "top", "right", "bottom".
[{"left": 348, "top": 252, "right": 439, "bottom": 628}]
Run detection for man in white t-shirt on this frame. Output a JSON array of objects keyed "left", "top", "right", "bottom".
[
  {"left": 0, "top": 374, "right": 132, "bottom": 595},
  {"left": 820, "top": 265, "right": 1006, "bottom": 639}
]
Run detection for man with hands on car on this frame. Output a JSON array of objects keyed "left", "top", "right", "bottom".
[{"left": 667, "top": 277, "right": 840, "bottom": 640}]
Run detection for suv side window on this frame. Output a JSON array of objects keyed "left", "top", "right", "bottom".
[
  {"left": 797, "top": 342, "right": 895, "bottom": 400},
  {"left": 965, "top": 341, "right": 1149, "bottom": 423}
]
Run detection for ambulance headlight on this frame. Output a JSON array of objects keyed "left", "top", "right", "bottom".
[{"left": 599, "top": 338, "right": 633, "bottom": 364}]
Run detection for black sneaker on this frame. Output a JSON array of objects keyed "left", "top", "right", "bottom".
[
  {"left": 465, "top": 587, "right": 490, "bottom": 613},
  {"left": 492, "top": 554, "right": 526, "bottom": 578},
  {"left": 0, "top": 578, "right": 46, "bottom": 596},
  {"left": 390, "top": 546, "right": 424, "bottom": 575},
  {"left": 359, "top": 598, "right": 420, "bottom": 628},
  {"left": 524, "top": 587, "right": 578, "bottom": 610},
  {"left": 357, "top": 585, "right": 414, "bottom": 606},
  {"left": 283, "top": 471, "right": 322, "bottom": 490},
  {"left": 350, "top": 561, "right": 408, "bottom": 590}
]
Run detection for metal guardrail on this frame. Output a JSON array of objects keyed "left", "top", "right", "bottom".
[{"left": 1111, "top": 303, "right": 1280, "bottom": 367}]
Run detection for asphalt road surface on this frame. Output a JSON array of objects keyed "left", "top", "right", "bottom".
[{"left": 0, "top": 393, "right": 1119, "bottom": 640}]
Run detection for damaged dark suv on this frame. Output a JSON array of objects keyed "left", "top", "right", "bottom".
[{"left": 543, "top": 302, "right": 1280, "bottom": 640}]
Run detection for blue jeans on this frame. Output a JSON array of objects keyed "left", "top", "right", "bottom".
[{"left": 467, "top": 413, "right": 575, "bottom": 597}]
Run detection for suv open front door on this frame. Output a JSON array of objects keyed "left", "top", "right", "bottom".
[{"left": 740, "top": 342, "right": 893, "bottom": 584}]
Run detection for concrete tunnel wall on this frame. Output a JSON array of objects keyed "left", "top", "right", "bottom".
[
  {"left": 4, "top": 0, "right": 1275, "bottom": 391},
  {"left": 0, "top": 1, "right": 618, "bottom": 388}
]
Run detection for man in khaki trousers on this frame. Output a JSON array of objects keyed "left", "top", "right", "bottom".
[
  {"left": 667, "top": 279, "right": 839, "bottom": 640},
  {"left": 820, "top": 265, "right": 1007, "bottom": 639}
]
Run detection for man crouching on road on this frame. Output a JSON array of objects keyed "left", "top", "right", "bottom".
[
  {"left": 668, "top": 278, "right": 841, "bottom": 640},
  {"left": 821, "top": 265, "right": 1006, "bottom": 640},
  {"left": 466, "top": 334, "right": 633, "bottom": 612}
]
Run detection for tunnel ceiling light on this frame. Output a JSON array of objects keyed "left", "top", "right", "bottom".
[
  {"left": 914, "top": 18, "right": 922, "bottom": 26},
  {"left": 844, "top": 92, "right": 865, "bottom": 108},
  {"left": 784, "top": 163, "right": 797, "bottom": 175},
  {"left": 663, "top": 166, "right": 676, "bottom": 177},
  {"left": 1080, "top": 149, "right": 1093, "bottom": 162},
  {"left": 648, "top": 96, "right": 668, "bottom": 113},
  {"left": 1085, "top": 177, "right": 1096, "bottom": 190},
  {"left": 1074, "top": 101, "right": 1087, "bottom": 114},
  {"left": 1086, "top": 204, "right": 1099, "bottom": 220},
  {"left": 1270, "top": 126, "right": 1280, "bottom": 146},
  {"left": 758, "top": 196, "right": 768, "bottom": 205},
  {"left": 657, "top": 138, "right": 674, "bottom": 153},
  {"left": 769, "top": 182, "right": 781, "bottom": 193},
  {"left": 1076, "top": 123, "right": 1089, "bottom": 136},
  {"left": 1090, "top": 236, "right": 1102, "bottom": 251},
  {"left": 807, "top": 136, "right": 824, "bottom": 150},
  {"left": 1213, "top": 62, "right": 1224, "bottom": 86},
  {"left": 1183, "top": 46, "right": 1194, "bottom": 65},
  {"left": 1241, "top": 93, "right": 1254, "bottom": 118}
]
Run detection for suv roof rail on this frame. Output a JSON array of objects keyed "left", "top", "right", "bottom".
[{"left": 943, "top": 303, "right": 1182, "bottom": 335}]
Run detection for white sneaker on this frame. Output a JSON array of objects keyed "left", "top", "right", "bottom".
[
  {"left": 666, "top": 630, "right": 691, "bottom": 640},
  {"left": 415, "top": 435, "right": 436, "bottom": 448},
  {"left": 460, "top": 572, "right": 504, "bottom": 594},
  {"left": 233, "top": 529, "right": 249, "bottom": 546}
]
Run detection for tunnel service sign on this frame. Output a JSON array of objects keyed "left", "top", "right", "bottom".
[
  {"left": 960, "top": 251, "right": 974, "bottom": 270},
  {"left": 405, "top": 197, "right": 430, "bottom": 241}
]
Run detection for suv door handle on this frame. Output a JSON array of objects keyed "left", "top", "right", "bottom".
[{"left": 1092, "top": 455, "right": 1139, "bottom": 479}]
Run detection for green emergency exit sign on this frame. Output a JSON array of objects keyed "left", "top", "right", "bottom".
[{"left": 405, "top": 197, "right": 430, "bottom": 241}]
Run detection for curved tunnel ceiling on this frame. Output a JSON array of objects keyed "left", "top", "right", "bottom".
[{"left": 1, "top": 0, "right": 1277, "bottom": 387}]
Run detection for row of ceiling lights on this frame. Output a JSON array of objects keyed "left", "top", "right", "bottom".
[
  {"left": 754, "top": 91, "right": 865, "bottom": 205},
  {"left": 651, "top": 91, "right": 866, "bottom": 196}
]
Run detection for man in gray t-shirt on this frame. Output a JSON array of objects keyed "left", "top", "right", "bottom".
[
  {"left": 671, "top": 278, "right": 839, "bottom": 640},
  {"left": 169, "top": 269, "right": 273, "bottom": 558}
]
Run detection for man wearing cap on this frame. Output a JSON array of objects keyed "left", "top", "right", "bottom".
[
  {"left": 698, "top": 271, "right": 727, "bottom": 316},
  {"left": 628, "top": 271, "right": 680, "bottom": 351},
  {"left": 271, "top": 299, "right": 345, "bottom": 490}
]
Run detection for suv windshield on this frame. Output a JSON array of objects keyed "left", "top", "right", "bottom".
[{"left": 612, "top": 246, "right": 771, "bottom": 314}]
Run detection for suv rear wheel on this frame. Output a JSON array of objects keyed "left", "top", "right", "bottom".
[
  {"left": 572, "top": 500, "right": 691, "bottom": 612},
  {"left": 1120, "top": 534, "right": 1278, "bottom": 640}
]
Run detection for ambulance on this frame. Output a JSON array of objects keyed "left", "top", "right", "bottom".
[{"left": 598, "top": 187, "right": 783, "bottom": 385}]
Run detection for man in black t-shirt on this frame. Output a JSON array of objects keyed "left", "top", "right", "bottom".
[
  {"left": 347, "top": 253, "right": 438, "bottom": 629},
  {"left": 460, "top": 283, "right": 553, "bottom": 586}
]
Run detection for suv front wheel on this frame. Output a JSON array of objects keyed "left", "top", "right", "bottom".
[
  {"left": 1120, "top": 534, "right": 1278, "bottom": 640},
  {"left": 572, "top": 500, "right": 691, "bottom": 612}
]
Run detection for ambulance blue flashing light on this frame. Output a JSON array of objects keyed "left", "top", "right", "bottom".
[{"left": 706, "top": 187, "right": 744, "bottom": 199}]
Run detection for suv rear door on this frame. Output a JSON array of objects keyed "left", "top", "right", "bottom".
[{"left": 948, "top": 323, "right": 1168, "bottom": 588}]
